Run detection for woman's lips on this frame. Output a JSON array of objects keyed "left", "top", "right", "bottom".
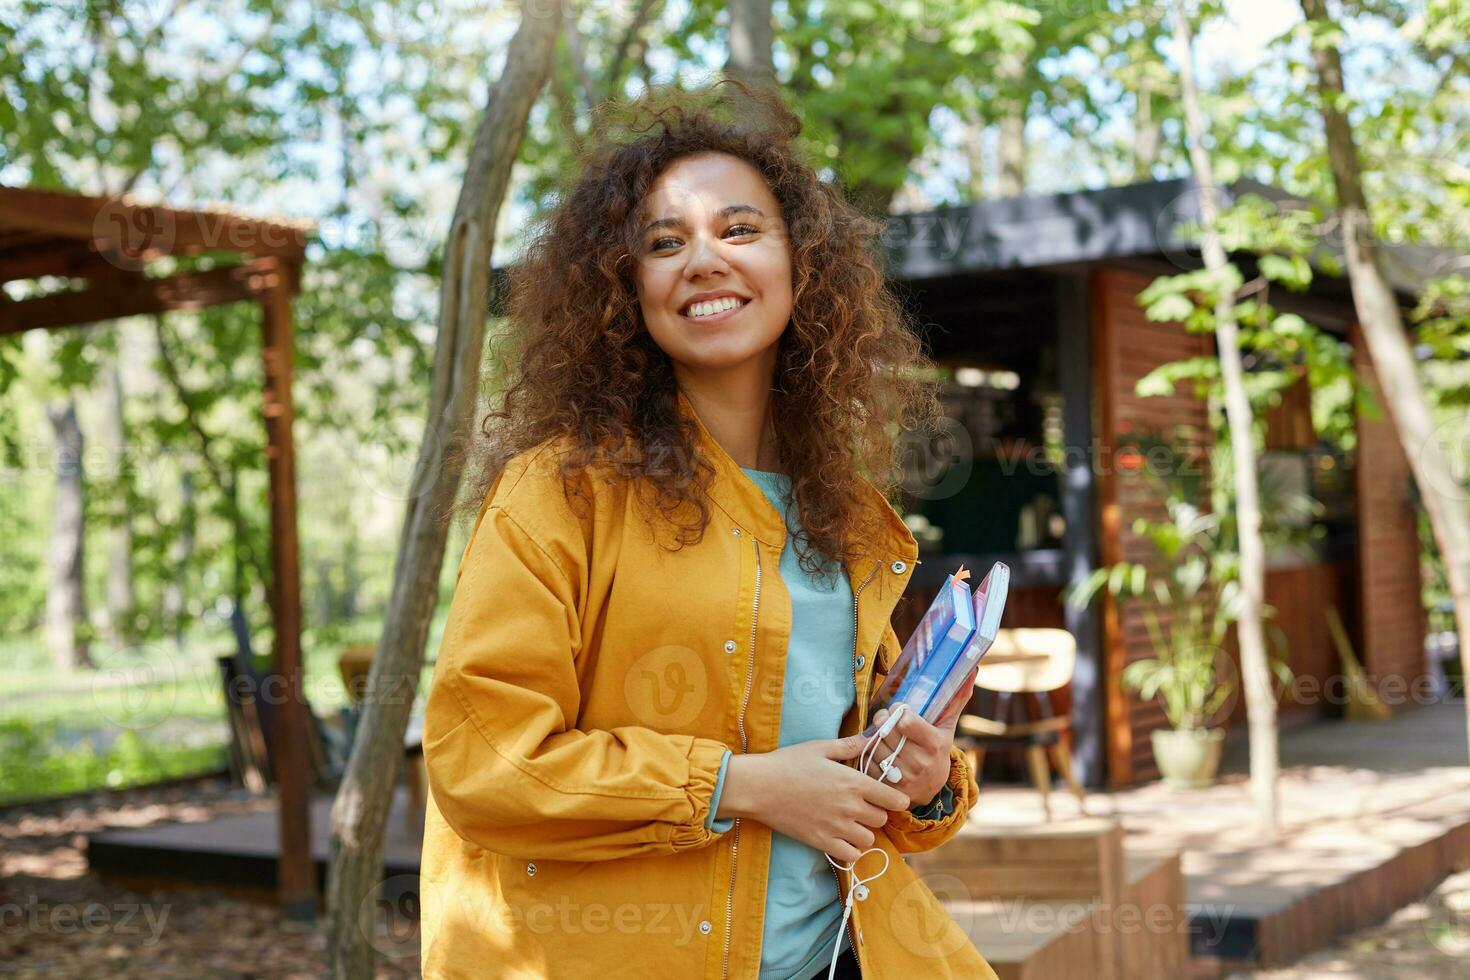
[{"left": 680, "top": 298, "right": 750, "bottom": 325}]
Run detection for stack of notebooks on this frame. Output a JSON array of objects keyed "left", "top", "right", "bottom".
[{"left": 864, "top": 561, "right": 1011, "bottom": 736}]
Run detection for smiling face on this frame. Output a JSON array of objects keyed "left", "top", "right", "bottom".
[{"left": 633, "top": 152, "right": 794, "bottom": 384}]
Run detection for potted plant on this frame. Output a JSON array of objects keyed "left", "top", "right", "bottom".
[{"left": 1067, "top": 430, "right": 1295, "bottom": 788}]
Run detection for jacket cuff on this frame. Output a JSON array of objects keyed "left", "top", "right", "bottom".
[
  {"left": 883, "top": 744, "right": 978, "bottom": 853},
  {"left": 672, "top": 736, "right": 733, "bottom": 850},
  {"left": 705, "top": 749, "right": 735, "bottom": 833},
  {"left": 908, "top": 782, "right": 955, "bottom": 821}
]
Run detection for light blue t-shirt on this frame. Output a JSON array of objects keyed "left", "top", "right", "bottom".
[{"left": 702, "top": 467, "right": 953, "bottom": 980}]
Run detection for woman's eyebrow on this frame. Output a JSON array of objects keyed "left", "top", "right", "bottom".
[{"left": 639, "top": 204, "right": 767, "bottom": 237}]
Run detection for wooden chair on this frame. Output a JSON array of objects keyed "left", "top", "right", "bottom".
[
  {"left": 216, "top": 596, "right": 345, "bottom": 795},
  {"left": 339, "top": 645, "right": 428, "bottom": 835},
  {"left": 954, "top": 627, "right": 1088, "bottom": 821}
]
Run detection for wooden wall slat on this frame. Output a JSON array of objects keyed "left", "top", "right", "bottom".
[
  {"left": 1094, "top": 266, "right": 1217, "bottom": 786},
  {"left": 1349, "top": 320, "right": 1428, "bottom": 693}
]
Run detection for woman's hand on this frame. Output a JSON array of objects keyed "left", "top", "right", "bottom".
[
  {"left": 718, "top": 735, "right": 912, "bottom": 864},
  {"left": 866, "top": 666, "right": 976, "bottom": 807}
]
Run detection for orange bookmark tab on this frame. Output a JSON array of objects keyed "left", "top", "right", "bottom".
[{"left": 954, "top": 564, "right": 970, "bottom": 583}]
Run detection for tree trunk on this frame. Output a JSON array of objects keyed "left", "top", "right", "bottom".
[
  {"left": 963, "top": 106, "right": 985, "bottom": 200},
  {"left": 162, "top": 469, "right": 194, "bottom": 652},
  {"left": 726, "top": 0, "right": 775, "bottom": 87},
  {"left": 1301, "top": 0, "right": 1470, "bottom": 754},
  {"left": 323, "top": 3, "right": 562, "bottom": 976},
  {"left": 101, "top": 355, "right": 135, "bottom": 645},
  {"left": 996, "top": 50, "right": 1028, "bottom": 197},
  {"left": 1169, "top": 0, "right": 1279, "bottom": 834},
  {"left": 1133, "top": 76, "right": 1161, "bottom": 180},
  {"left": 45, "top": 399, "right": 93, "bottom": 670},
  {"left": 342, "top": 524, "right": 360, "bottom": 621}
]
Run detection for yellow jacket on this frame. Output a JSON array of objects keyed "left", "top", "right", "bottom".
[{"left": 420, "top": 388, "right": 997, "bottom": 979}]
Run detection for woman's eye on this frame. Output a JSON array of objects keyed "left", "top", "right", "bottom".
[{"left": 649, "top": 225, "right": 759, "bottom": 253}]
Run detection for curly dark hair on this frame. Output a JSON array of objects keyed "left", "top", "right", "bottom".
[{"left": 460, "top": 79, "right": 941, "bottom": 577}]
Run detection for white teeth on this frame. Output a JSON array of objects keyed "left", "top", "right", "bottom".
[{"left": 684, "top": 296, "right": 745, "bottom": 318}]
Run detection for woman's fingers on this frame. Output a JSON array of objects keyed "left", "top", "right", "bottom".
[{"left": 858, "top": 772, "right": 911, "bottom": 811}]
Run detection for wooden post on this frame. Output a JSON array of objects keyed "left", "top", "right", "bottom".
[
  {"left": 257, "top": 257, "right": 315, "bottom": 920},
  {"left": 1056, "top": 268, "right": 1105, "bottom": 787}
]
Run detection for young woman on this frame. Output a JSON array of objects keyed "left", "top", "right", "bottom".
[{"left": 420, "top": 82, "right": 998, "bottom": 980}]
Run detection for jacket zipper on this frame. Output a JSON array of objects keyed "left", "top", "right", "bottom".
[
  {"left": 829, "top": 558, "right": 880, "bottom": 978},
  {"left": 722, "top": 535, "right": 763, "bottom": 980}
]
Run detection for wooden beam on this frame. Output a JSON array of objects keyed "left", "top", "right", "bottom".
[
  {"left": 257, "top": 257, "right": 315, "bottom": 920},
  {"left": 1090, "top": 267, "right": 1132, "bottom": 789},
  {"left": 0, "top": 259, "right": 282, "bottom": 335},
  {"left": 0, "top": 185, "right": 311, "bottom": 261},
  {"left": 1056, "top": 269, "right": 1106, "bottom": 788},
  {"left": 0, "top": 237, "right": 147, "bottom": 283}
]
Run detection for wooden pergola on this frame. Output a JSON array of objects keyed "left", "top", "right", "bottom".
[{"left": 0, "top": 184, "right": 318, "bottom": 919}]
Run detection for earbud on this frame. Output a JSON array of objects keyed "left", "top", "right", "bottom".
[
  {"left": 874, "top": 703, "right": 908, "bottom": 739},
  {"left": 882, "top": 765, "right": 903, "bottom": 784},
  {"left": 854, "top": 884, "right": 869, "bottom": 901}
]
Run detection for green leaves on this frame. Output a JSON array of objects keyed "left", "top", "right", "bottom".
[{"left": 1258, "top": 253, "right": 1313, "bottom": 290}]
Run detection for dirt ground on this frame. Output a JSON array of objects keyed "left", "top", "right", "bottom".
[
  {"left": 2, "top": 779, "right": 1466, "bottom": 978},
  {"left": 0, "top": 778, "right": 421, "bottom": 979},
  {"left": 1230, "top": 869, "right": 1470, "bottom": 980}
]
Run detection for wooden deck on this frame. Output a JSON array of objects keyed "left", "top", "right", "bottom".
[
  {"left": 83, "top": 703, "right": 1470, "bottom": 973},
  {"left": 87, "top": 785, "right": 424, "bottom": 909},
  {"left": 967, "top": 701, "right": 1470, "bottom": 971}
]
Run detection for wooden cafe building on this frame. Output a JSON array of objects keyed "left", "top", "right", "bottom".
[{"left": 875, "top": 175, "right": 1442, "bottom": 789}]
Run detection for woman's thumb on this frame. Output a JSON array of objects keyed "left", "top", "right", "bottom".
[{"left": 827, "top": 732, "right": 871, "bottom": 759}]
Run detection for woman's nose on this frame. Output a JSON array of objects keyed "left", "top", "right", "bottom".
[{"left": 684, "top": 233, "right": 731, "bottom": 279}]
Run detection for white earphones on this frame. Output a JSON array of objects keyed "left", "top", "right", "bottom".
[
  {"left": 864, "top": 702, "right": 910, "bottom": 785},
  {"left": 822, "top": 703, "right": 912, "bottom": 978}
]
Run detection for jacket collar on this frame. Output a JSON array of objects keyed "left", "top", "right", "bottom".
[{"left": 674, "top": 386, "right": 919, "bottom": 564}]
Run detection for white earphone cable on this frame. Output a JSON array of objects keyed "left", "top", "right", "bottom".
[{"left": 823, "top": 703, "right": 910, "bottom": 979}]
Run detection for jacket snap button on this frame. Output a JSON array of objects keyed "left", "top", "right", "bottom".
[
  {"left": 855, "top": 655, "right": 866, "bottom": 671},
  {"left": 723, "top": 639, "right": 737, "bottom": 654},
  {"left": 526, "top": 863, "right": 537, "bottom": 877},
  {"left": 731, "top": 527, "right": 742, "bottom": 536},
  {"left": 890, "top": 560, "right": 907, "bottom": 574},
  {"left": 698, "top": 920, "right": 712, "bottom": 935}
]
